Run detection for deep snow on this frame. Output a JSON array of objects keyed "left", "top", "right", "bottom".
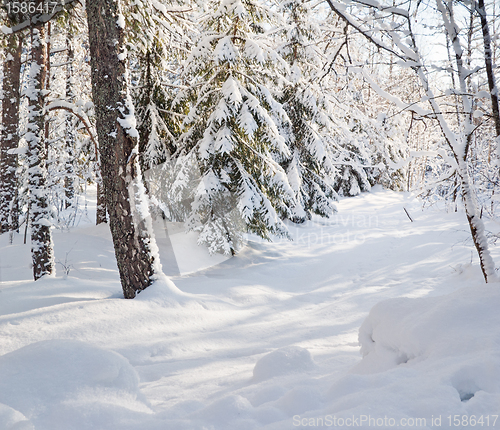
[{"left": 0, "top": 187, "right": 499, "bottom": 429}]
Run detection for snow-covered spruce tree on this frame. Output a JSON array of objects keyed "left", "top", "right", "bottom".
[
  {"left": 25, "top": 22, "right": 55, "bottom": 279},
  {"left": 87, "top": 0, "right": 162, "bottom": 298},
  {"left": 340, "top": 91, "right": 406, "bottom": 193},
  {"left": 172, "top": 0, "right": 296, "bottom": 254},
  {"left": 0, "top": 27, "right": 23, "bottom": 234},
  {"left": 124, "top": 0, "right": 192, "bottom": 175},
  {"left": 135, "top": 46, "right": 178, "bottom": 173},
  {"left": 330, "top": 117, "right": 372, "bottom": 197},
  {"left": 275, "top": 0, "right": 338, "bottom": 222},
  {"left": 276, "top": 3, "right": 398, "bottom": 201}
]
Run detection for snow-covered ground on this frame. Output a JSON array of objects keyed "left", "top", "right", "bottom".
[{"left": 1, "top": 187, "right": 499, "bottom": 430}]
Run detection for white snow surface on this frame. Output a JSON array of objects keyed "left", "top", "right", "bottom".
[{"left": 1, "top": 187, "right": 499, "bottom": 429}]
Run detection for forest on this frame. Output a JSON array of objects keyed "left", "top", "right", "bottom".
[
  {"left": 1, "top": 0, "right": 500, "bottom": 429},
  {"left": 1, "top": 0, "right": 498, "bottom": 295}
]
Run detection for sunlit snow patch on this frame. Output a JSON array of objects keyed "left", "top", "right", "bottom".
[{"left": 252, "top": 346, "right": 315, "bottom": 383}]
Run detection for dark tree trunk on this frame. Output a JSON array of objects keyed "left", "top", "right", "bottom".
[
  {"left": 0, "top": 32, "right": 23, "bottom": 234},
  {"left": 476, "top": 0, "right": 500, "bottom": 139},
  {"left": 87, "top": 0, "right": 161, "bottom": 298},
  {"left": 27, "top": 23, "right": 55, "bottom": 280},
  {"left": 96, "top": 179, "right": 107, "bottom": 225},
  {"left": 64, "top": 25, "right": 76, "bottom": 209}
]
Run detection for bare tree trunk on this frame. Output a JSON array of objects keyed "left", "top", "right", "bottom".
[
  {"left": 476, "top": 0, "right": 500, "bottom": 139},
  {"left": 44, "top": 22, "right": 51, "bottom": 143},
  {"left": 27, "top": 22, "right": 55, "bottom": 280},
  {"left": 0, "top": 32, "right": 22, "bottom": 234},
  {"left": 64, "top": 25, "right": 76, "bottom": 209},
  {"left": 87, "top": 0, "right": 161, "bottom": 298},
  {"left": 96, "top": 179, "right": 107, "bottom": 225}
]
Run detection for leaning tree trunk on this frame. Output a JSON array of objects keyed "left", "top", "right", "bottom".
[
  {"left": 26, "top": 23, "right": 55, "bottom": 280},
  {"left": 456, "top": 155, "right": 497, "bottom": 282},
  {"left": 87, "top": 0, "right": 161, "bottom": 298},
  {"left": 0, "top": 32, "right": 23, "bottom": 234},
  {"left": 435, "top": 0, "right": 496, "bottom": 282}
]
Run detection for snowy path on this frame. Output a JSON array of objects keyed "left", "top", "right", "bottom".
[{"left": 0, "top": 189, "right": 496, "bottom": 430}]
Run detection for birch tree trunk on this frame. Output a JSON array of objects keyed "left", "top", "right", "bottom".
[
  {"left": 86, "top": 0, "right": 162, "bottom": 298},
  {"left": 434, "top": 0, "right": 496, "bottom": 282},
  {"left": 0, "top": 32, "right": 22, "bottom": 234}
]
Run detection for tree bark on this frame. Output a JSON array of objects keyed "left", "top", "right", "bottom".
[
  {"left": 96, "top": 179, "right": 107, "bottom": 225},
  {"left": 64, "top": 25, "right": 76, "bottom": 209},
  {"left": 0, "top": 32, "right": 22, "bottom": 234},
  {"left": 457, "top": 157, "right": 497, "bottom": 282},
  {"left": 86, "top": 0, "right": 161, "bottom": 298},
  {"left": 26, "top": 22, "right": 55, "bottom": 280},
  {"left": 476, "top": 0, "right": 500, "bottom": 141}
]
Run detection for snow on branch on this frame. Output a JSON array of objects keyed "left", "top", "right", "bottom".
[
  {"left": 360, "top": 68, "right": 431, "bottom": 117},
  {"left": 46, "top": 101, "right": 99, "bottom": 158},
  {"left": 324, "top": 0, "right": 408, "bottom": 61},
  {"left": 353, "top": 0, "right": 409, "bottom": 17}
]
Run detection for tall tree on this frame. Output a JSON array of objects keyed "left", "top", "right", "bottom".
[
  {"left": 64, "top": 23, "right": 76, "bottom": 209},
  {"left": 87, "top": 0, "right": 162, "bottom": 298},
  {"left": 172, "top": 0, "right": 297, "bottom": 254},
  {"left": 26, "top": 20, "right": 55, "bottom": 279},
  {"left": 276, "top": 0, "right": 338, "bottom": 222},
  {"left": 0, "top": 31, "right": 22, "bottom": 234},
  {"left": 125, "top": 0, "right": 192, "bottom": 176}
]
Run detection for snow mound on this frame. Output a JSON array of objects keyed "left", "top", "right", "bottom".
[
  {"left": 272, "top": 385, "right": 323, "bottom": 416},
  {"left": 135, "top": 273, "right": 190, "bottom": 305},
  {"left": 252, "top": 346, "right": 315, "bottom": 382},
  {"left": 356, "top": 284, "right": 500, "bottom": 374},
  {"left": 326, "top": 284, "right": 500, "bottom": 422},
  {"left": 0, "top": 339, "right": 149, "bottom": 427},
  {"left": 191, "top": 394, "right": 288, "bottom": 430},
  {"left": 0, "top": 404, "right": 34, "bottom": 430},
  {"left": 193, "top": 395, "right": 255, "bottom": 424}
]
